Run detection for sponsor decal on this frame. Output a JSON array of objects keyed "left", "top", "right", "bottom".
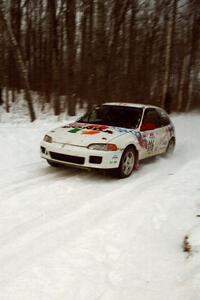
[
  {"left": 147, "top": 140, "right": 155, "bottom": 152},
  {"left": 112, "top": 127, "right": 157, "bottom": 150},
  {"left": 167, "top": 125, "right": 174, "bottom": 137},
  {"left": 112, "top": 155, "right": 119, "bottom": 160},
  {"left": 68, "top": 128, "right": 82, "bottom": 133},
  {"left": 109, "top": 160, "right": 118, "bottom": 164},
  {"left": 135, "top": 132, "right": 147, "bottom": 149},
  {"left": 110, "top": 154, "right": 119, "bottom": 164},
  {"left": 159, "top": 125, "right": 174, "bottom": 149},
  {"left": 113, "top": 127, "right": 149, "bottom": 149},
  {"left": 81, "top": 130, "right": 100, "bottom": 135},
  {"left": 64, "top": 123, "right": 113, "bottom": 134},
  {"left": 87, "top": 125, "right": 109, "bottom": 131},
  {"left": 114, "top": 127, "right": 130, "bottom": 134}
]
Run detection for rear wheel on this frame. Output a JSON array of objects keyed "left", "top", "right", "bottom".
[
  {"left": 117, "top": 147, "right": 136, "bottom": 178},
  {"left": 47, "top": 159, "right": 62, "bottom": 167}
]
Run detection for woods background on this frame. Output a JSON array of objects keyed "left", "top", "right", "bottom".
[{"left": 0, "top": 0, "right": 199, "bottom": 121}]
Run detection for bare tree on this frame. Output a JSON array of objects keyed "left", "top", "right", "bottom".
[
  {"left": 0, "top": 0, "right": 200, "bottom": 119},
  {"left": 0, "top": 0, "right": 36, "bottom": 121},
  {"left": 65, "top": 0, "right": 76, "bottom": 116},
  {"left": 161, "top": 0, "right": 178, "bottom": 109}
]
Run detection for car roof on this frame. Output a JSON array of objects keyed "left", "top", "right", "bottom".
[{"left": 103, "top": 102, "right": 160, "bottom": 110}]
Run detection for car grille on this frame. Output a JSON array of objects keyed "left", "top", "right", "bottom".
[{"left": 50, "top": 152, "right": 85, "bottom": 165}]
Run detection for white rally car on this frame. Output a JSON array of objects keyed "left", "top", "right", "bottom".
[{"left": 41, "top": 103, "right": 175, "bottom": 178}]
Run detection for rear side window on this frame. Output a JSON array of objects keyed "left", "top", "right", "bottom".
[
  {"left": 158, "top": 109, "right": 170, "bottom": 127},
  {"left": 142, "top": 108, "right": 161, "bottom": 128}
]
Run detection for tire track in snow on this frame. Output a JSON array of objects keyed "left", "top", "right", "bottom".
[
  {"left": 0, "top": 154, "right": 185, "bottom": 251},
  {"left": 0, "top": 161, "right": 100, "bottom": 200},
  {"left": 0, "top": 162, "right": 78, "bottom": 190},
  {"left": 0, "top": 169, "right": 114, "bottom": 248},
  {"left": 0, "top": 169, "right": 82, "bottom": 199},
  {"left": 0, "top": 157, "right": 186, "bottom": 287}
]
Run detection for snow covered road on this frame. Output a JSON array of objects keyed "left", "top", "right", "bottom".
[{"left": 0, "top": 114, "right": 200, "bottom": 300}]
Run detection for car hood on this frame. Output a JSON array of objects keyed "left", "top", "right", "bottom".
[{"left": 48, "top": 122, "right": 131, "bottom": 147}]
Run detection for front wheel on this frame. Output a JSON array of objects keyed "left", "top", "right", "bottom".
[{"left": 117, "top": 147, "right": 136, "bottom": 178}]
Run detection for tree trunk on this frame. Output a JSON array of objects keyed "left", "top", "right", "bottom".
[
  {"left": 66, "top": 0, "right": 76, "bottom": 116},
  {"left": 106, "top": 0, "right": 131, "bottom": 99},
  {"left": 5, "top": 86, "right": 9, "bottom": 112},
  {"left": 161, "top": 0, "right": 177, "bottom": 108},
  {"left": 177, "top": 54, "right": 189, "bottom": 111},
  {"left": 0, "top": 87, "right": 3, "bottom": 105},
  {"left": 0, "top": 1, "right": 36, "bottom": 121},
  {"left": 94, "top": 0, "right": 107, "bottom": 104},
  {"left": 47, "top": 0, "right": 60, "bottom": 116}
]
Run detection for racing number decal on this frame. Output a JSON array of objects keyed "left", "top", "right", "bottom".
[
  {"left": 141, "top": 133, "right": 155, "bottom": 154},
  {"left": 147, "top": 139, "right": 155, "bottom": 153}
]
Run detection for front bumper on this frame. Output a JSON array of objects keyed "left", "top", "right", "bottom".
[{"left": 40, "top": 141, "right": 122, "bottom": 169}]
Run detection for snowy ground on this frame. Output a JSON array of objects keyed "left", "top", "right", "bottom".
[{"left": 0, "top": 110, "right": 200, "bottom": 300}]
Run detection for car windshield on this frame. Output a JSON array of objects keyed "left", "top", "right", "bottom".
[{"left": 78, "top": 105, "right": 143, "bottom": 129}]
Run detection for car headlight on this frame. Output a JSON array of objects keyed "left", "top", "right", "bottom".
[
  {"left": 88, "top": 143, "right": 118, "bottom": 151},
  {"left": 44, "top": 135, "right": 52, "bottom": 143}
]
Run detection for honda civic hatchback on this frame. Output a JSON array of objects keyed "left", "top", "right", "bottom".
[{"left": 41, "top": 103, "right": 175, "bottom": 178}]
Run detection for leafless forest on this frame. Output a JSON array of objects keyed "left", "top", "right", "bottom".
[{"left": 0, "top": 0, "right": 199, "bottom": 121}]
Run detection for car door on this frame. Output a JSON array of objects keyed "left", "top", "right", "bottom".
[
  {"left": 156, "top": 108, "right": 172, "bottom": 154},
  {"left": 139, "top": 108, "right": 162, "bottom": 159}
]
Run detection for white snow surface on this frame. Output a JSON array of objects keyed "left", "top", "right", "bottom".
[{"left": 0, "top": 112, "right": 200, "bottom": 300}]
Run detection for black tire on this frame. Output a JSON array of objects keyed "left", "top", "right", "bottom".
[
  {"left": 117, "top": 147, "right": 137, "bottom": 178},
  {"left": 166, "top": 138, "right": 175, "bottom": 156},
  {"left": 47, "top": 159, "right": 62, "bottom": 167}
]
